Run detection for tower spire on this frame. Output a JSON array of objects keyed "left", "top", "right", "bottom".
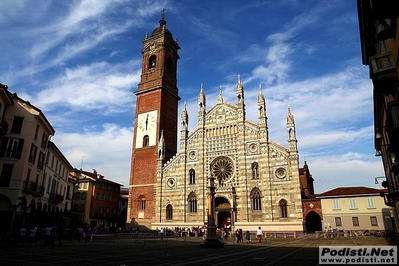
[
  {"left": 236, "top": 74, "right": 244, "bottom": 107},
  {"left": 287, "top": 105, "right": 298, "bottom": 152},
  {"left": 217, "top": 85, "right": 224, "bottom": 103}
]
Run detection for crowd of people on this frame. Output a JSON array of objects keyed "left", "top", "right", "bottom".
[{"left": 17, "top": 224, "right": 64, "bottom": 246}]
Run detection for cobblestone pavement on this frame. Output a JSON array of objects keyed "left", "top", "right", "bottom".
[{"left": 0, "top": 234, "right": 397, "bottom": 266}]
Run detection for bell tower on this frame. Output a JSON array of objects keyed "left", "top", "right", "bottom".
[{"left": 128, "top": 11, "right": 180, "bottom": 226}]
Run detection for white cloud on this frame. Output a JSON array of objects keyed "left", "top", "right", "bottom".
[{"left": 52, "top": 123, "right": 133, "bottom": 187}]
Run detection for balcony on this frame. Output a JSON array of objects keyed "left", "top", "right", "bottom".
[
  {"left": 0, "top": 118, "right": 8, "bottom": 136},
  {"left": 369, "top": 52, "right": 398, "bottom": 94},
  {"left": 49, "top": 192, "right": 64, "bottom": 204},
  {"left": 23, "top": 181, "right": 44, "bottom": 197}
]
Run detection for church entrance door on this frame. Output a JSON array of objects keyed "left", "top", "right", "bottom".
[{"left": 215, "top": 197, "right": 231, "bottom": 229}]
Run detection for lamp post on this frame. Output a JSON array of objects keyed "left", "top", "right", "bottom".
[
  {"left": 200, "top": 175, "right": 224, "bottom": 248},
  {"left": 375, "top": 176, "right": 386, "bottom": 185}
]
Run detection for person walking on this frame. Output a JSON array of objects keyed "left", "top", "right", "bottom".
[
  {"left": 245, "top": 230, "right": 251, "bottom": 244},
  {"left": 256, "top": 226, "right": 263, "bottom": 245}
]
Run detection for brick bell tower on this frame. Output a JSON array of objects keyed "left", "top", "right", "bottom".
[{"left": 128, "top": 11, "right": 180, "bottom": 227}]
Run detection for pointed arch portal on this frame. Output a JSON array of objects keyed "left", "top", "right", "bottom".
[{"left": 215, "top": 197, "right": 231, "bottom": 229}]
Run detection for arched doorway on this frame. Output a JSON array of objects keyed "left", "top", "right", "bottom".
[
  {"left": 0, "top": 194, "right": 11, "bottom": 239},
  {"left": 215, "top": 197, "right": 231, "bottom": 229},
  {"left": 305, "top": 211, "right": 322, "bottom": 232}
]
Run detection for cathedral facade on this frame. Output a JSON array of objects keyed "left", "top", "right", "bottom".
[{"left": 128, "top": 16, "right": 305, "bottom": 232}]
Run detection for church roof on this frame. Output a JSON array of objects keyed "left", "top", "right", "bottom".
[
  {"left": 151, "top": 18, "right": 173, "bottom": 38},
  {"left": 316, "top": 186, "right": 387, "bottom": 198}
]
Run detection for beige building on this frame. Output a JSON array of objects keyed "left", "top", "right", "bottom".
[
  {"left": 0, "top": 84, "right": 76, "bottom": 238},
  {"left": 357, "top": 0, "right": 399, "bottom": 232},
  {"left": 318, "top": 187, "right": 393, "bottom": 232},
  {"left": 0, "top": 88, "right": 55, "bottom": 235}
]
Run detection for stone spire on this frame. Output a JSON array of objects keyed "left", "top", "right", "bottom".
[
  {"left": 257, "top": 84, "right": 266, "bottom": 118},
  {"left": 287, "top": 105, "right": 298, "bottom": 152},
  {"left": 180, "top": 102, "right": 189, "bottom": 142},
  {"left": 181, "top": 101, "right": 189, "bottom": 130},
  {"left": 157, "top": 130, "right": 165, "bottom": 161},
  {"left": 258, "top": 84, "right": 268, "bottom": 141},
  {"left": 217, "top": 85, "right": 224, "bottom": 104},
  {"left": 236, "top": 74, "right": 244, "bottom": 107}
]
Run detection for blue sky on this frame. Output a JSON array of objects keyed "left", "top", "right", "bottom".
[{"left": 0, "top": 0, "right": 384, "bottom": 193}]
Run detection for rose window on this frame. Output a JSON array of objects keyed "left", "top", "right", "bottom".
[{"left": 211, "top": 157, "right": 234, "bottom": 183}]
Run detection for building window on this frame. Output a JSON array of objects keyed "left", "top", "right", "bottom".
[
  {"left": 0, "top": 164, "right": 14, "bottom": 187},
  {"left": 143, "top": 135, "right": 149, "bottom": 147},
  {"left": 28, "top": 144, "right": 38, "bottom": 164},
  {"left": 335, "top": 217, "right": 342, "bottom": 227},
  {"left": 81, "top": 192, "right": 87, "bottom": 200},
  {"left": 279, "top": 199, "right": 288, "bottom": 218},
  {"left": 2, "top": 137, "right": 24, "bottom": 158},
  {"left": 349, "top": 198, "right": 357, "bottom": 209},
  {"left": 166, "top": 57, "right": 173, "bottom": 73},
  {"left": 352, "top": 217, "right": 359, "bottom": 226},
  {"left": 250, "top": 187, "right": 262, "bottom": 211},
  {"left": 10, "top": 116, "right": 24, "bottom": 134},
  {"left": 79, "top": 204, "right": 85, "bottom": 212},
  {"left": 332, "top": 199, "right": 340, "bottom": 210},
  {"left": 189, "top": 169, "right": 195, "bottom": 184},
  {"left": 251, "top": 162, "right": 259, "bottom": 179},
  {"left": 166, "top": 204, "right": 173, "bottom": 220},
  {"left": 34, "top": 124, "right": 40, "bottom": 140},
  {"left": 370, "top": 216, "right": 378, "bottom": 226},
  {"left": 139, "top": 196, "right": 146, "bottom": 210},
  {"left": 37, "top": 151, "right": 45, "bottom": 170},
  {"left": 188, "top": 192, "right": 197, "bottom": 213},
  {"left": 366, "top": 198, "right": 375, "bottom": 209},
  {"left": 41, "top": 132, "right": 48, "bottom": 149}
]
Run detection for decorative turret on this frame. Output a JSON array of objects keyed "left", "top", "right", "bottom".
[
  {"left": 287, "top": 105, "right": 298, "bottom": 153},
  {"left": 236, "top": 74, "right": 244, "bottom": 108},
  {"left": 217, "top": 85, "right": 224, "bottom": 104},
  {"left": 258, "top": 84, "right": 268, "bottom": 140},
  {"left": 157, "top": 130, "right": 165, "bottom": 161},
  {"left": 180, "top": 102, "right": 189, "bottom": 142},
  {"left": 257, "top": 84, "right": 266, "bottom": 119}
]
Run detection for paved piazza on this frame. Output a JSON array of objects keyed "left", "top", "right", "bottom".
[{"left": 0, "top": 234, "right": 397, "bottom": 266}]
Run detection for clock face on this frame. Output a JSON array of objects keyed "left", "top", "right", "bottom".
[
  {"left": 135, "top": 110, "right": 158, "bottom": 148},
  {"left": 138, "top": 112, "right": 156, "bottom": 132}
]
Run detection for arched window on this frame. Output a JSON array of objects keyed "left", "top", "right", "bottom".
[
  {"left": 166, "top": 204, "right": 173, "bottom": 220},
  {"left": 250, "top": 188, "right": 262, "bottom": 210},
  {"left": 139, "top": 195, "right": 146, "bottom": 210},
  {"left": 166, "top": 57, "right": 173, "bottom": 73},
  {"left": 279, "top": 199, "right": 288, "bottom": 218},
  {"left": 143, "top": 135, "right": 149, "bottom": 147},
  {"left": 251, "top": 162, "right": 259, "bottom": 179},
  {"left": 189, "top": 169, "right": 195, "bottom": 184},
  {"left": 149, "top": 55, "right": 156, "bottom": 70},
  {"left": 188, "top": 192, "right": 197, "bottom": 213}
]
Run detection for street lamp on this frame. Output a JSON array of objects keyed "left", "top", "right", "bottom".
[{"left": 375, "top": 176, "right": 385, "bottom": 184}]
